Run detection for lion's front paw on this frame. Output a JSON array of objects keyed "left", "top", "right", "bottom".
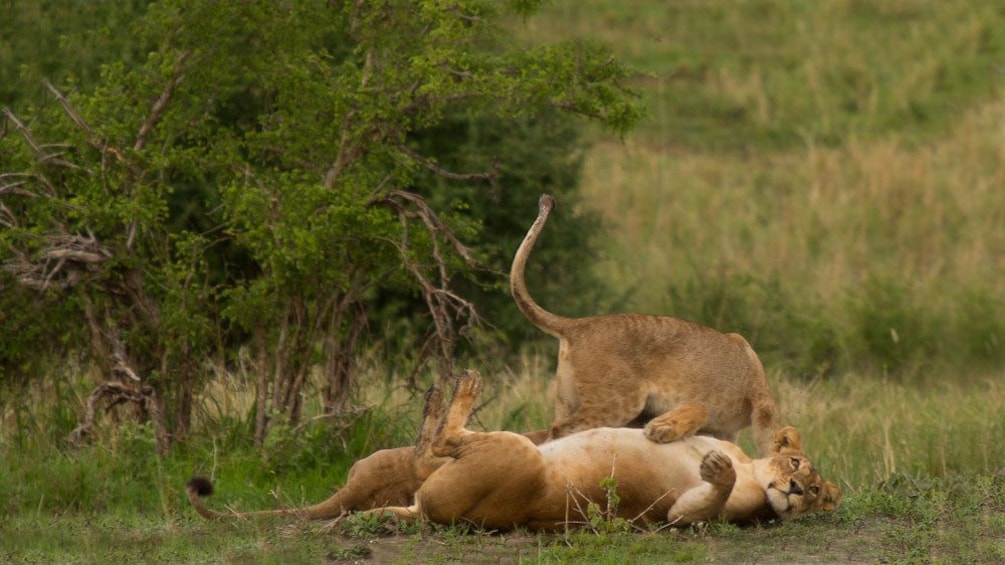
[
  {"left": 643, "top": 420, "right": 685, "bottom": 444},
  {"left": 700, "top": 450, "right": 736, "bottom": 488},
  {"left": 643, "top": 404, "right": 708, "bottom": 444}
]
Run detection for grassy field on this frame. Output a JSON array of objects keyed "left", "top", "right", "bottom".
[
  {"left": 3, "top": 367, "right": 1005, "bottom": 563},
  {"left": 5, "top": 0, "right": 1005, "bottom": 562}
]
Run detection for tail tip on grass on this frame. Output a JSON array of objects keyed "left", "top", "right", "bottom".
[{"left": 186, "top": 476, "right": 214, "bottom": 497}]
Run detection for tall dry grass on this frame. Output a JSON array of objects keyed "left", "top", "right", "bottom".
[
  {"left": 4, "top": 357, "right": 1001, "bottom": 504},
  {"left": 772, "top": 372, "right": 1005, "bottom": 489},
  {"left": 571, "top": 100, "right": 1005, "bottom": 374},
  {"left": 582, "top": 99, "right": 1005, "bottom": 293}
]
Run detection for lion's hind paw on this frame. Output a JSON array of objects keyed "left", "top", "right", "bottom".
[{"left": 452, "top": 369, "right": 484, "bottom": 401}]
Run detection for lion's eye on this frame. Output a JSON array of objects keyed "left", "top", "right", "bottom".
[
  {"left": 789, "top": 457, "right": 800, "bottom": 470},
  {"left": 809, "top": 485, "right": 820, "bottom": 496}
]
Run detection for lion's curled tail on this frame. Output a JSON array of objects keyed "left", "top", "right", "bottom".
[{"left": 509, "top": 194, "right": 574, "bottom": 338}]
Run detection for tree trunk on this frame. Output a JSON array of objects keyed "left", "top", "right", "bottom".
[
  {"left": 253, "top": 322, "right": 270, "bottom": 445},
  {"left": 322, "top": 305, "right": 365, "bottom": 414}
]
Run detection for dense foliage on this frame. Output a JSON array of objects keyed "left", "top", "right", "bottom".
[{"left": 0, "top": 0, "right": 642, "bottom": 448}]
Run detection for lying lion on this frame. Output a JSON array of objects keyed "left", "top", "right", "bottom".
[{"left": 188, "top": 370, "right": 840, "bottom": 529}]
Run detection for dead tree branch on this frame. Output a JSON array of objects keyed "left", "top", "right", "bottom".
[
  {"left": 134, "top": 50, "right": 189, "bottom": 152},
  {"left": 44, "top": 81, "right": 98, "bottom": 146},
  {"left": 396, "top": 143, "right": 500, "bottom": 183},
  {"left": 370, "top": 190, "right": 482, "bottom": 381},
  {"left": 2, "top": 107, "right": 43, "bottom": 156},
  {"left": 68, "top": 381, "right": 170, "bottom": 455},
  {"left": 324, "top": 47, "right": 375, "bottom": 189},
  {"left": 377, "top": 189, "right": 476, "bottom": 263},
  {"left": 3, "top": 232, "right": 112, "bottom": 291},
  {"left": 43, "top": 81, "right": 131, "bottom": 170}
]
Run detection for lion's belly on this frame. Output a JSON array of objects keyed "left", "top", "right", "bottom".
[{"left": 537, "top": 428, "right": 709, "bottom": 521}]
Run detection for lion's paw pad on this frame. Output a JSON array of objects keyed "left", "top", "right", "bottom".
[
  {"left": 700, "top": 450, "right": 736, "bottom": 486},
  {"left": 453, "top": 370, "right": 483, "bottom": 398}
]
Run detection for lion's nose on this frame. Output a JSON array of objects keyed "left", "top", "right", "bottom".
[{"left": 789, "top": 480, "right": 803, "bottom": 495}]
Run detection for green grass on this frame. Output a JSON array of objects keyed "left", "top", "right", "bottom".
[
  {"left": 0, "top": 515, "right": 367, "bottom": 564},
  {"left": 3, "top": 475, "right": 1004, "bottom": 563},
  {"left": 4, "top": 368, "right": 1005, "bottom": 562}
]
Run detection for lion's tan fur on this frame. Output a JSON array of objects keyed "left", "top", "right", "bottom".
[
  {"left": 366, "top": 371, "right": 840, "bottom": 530},
  {"left": 511, "top": 195, "right": 780, "bottom": 455}
]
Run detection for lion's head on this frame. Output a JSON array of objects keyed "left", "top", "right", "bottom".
[{"left": 761, "top": 426, "right": 842, "bottom": 520}]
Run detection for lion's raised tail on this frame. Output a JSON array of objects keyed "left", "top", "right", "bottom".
[{"left": 509, "top": 194, "right": 574, "bottom": 338}]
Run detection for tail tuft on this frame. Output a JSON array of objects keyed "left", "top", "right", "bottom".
[
  {"left": 538, "top": 194, "right": 555, "bottom": 212},
  {"left": 186, "top": 476, "right": 214, "bottom": 497}
]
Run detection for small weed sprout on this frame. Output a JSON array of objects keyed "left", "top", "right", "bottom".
[{"left": 586, "top": 476, "right": 632, "bottom": 534}]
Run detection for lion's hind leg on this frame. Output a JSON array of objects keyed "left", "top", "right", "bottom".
[
  {"left": 414, "top": 384, "right": 448, "bottom": 478},
  {"left": 431, "top": 369, "right": 483, "bottom": 458}
]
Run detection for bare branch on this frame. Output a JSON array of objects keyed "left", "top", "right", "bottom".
[
  {"left": 324, "top": 47, "right": 375, "bottom": 189},
  {"left": 292, "top": 406, "right": 371, "bottom": 435},
  {"left": 447, "top": 7, "right": 484, "bottom": 24},
  {"left": 371, "top": 190, "right": 483, "bottom": 379},
  {"left": 45, "top": 247, "right": 108, "bottom": 264},
  {"left": 2, "top": 108, "right": 44, "bottom": 156},
  {"left": 39, "top": 151, "right": 83, "bottom": 170},
  {"left": 4, "top": 232, "right": 112, "bottom": 292},
  {"left": 68, "top": 381, "right": 171, "bottom": 455},
  {"left": 44, "top": 81, "right": 99, "bottom": 146},
  {"left": 374, "top": 190, "right": 476, "bottom": 264},
  {"left": 134, "top": 50, "right": 190, "bottom": 152},
  {"left": 45, "top": 232, "right": 112, "bottom": 262},
  {"left": 396, "top": 143, "right": 499, "bottom": 183},
  {"left": 324, "top": 112, "right": 360, "bottom": 189},
  {"left": 44, "top": 81, "right": 129, "bottom": 166},
  {"left": 111, "top": 341, "right": 142, "bottom": 383}
]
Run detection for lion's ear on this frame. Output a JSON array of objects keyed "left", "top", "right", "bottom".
[
  {"left": 819, "top": 481, "right": 842, "bottom": 511},
  {"left": 771, "top": 426, "right": 803, "bottom": 455}
]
